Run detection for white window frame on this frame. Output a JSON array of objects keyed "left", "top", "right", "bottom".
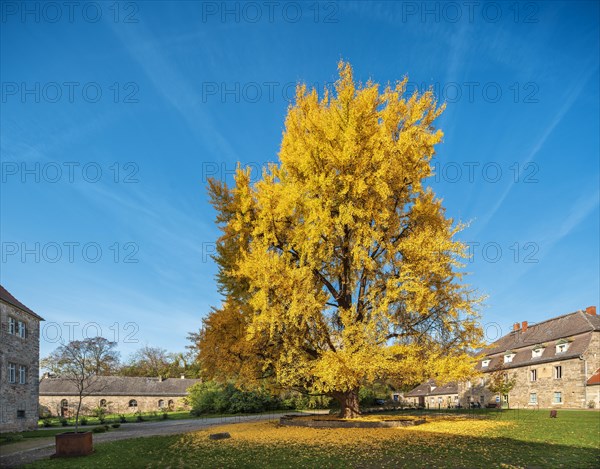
[
  {"left": 8, "top": 363, "right": 16, "bottom": 383},
  {"left": 554, "top": 365, "right": 562, "bottom": 379},
  {"left": 482, "top": 359, "right": 490, "bottom": 368},
  {"left": 529, "top": 393, "right": 537, "bottom": 404},
  {"left": 530, "top": 369, "right": 537, "bottom": 381},
  {"left": 556, "top": 342, "right": 569, "bottom": 354},
  {"left": 8, "top": 317, "right": 16, "bottom": 335},
  {"left": 504, "top": 353, "right": 515, "bottom": 363},
  {"left": 19, "top": 365, "right": 26, "bottom": 384},
  {"left": 17, "top": 320, "right": 26, "bottom": 338},
  {"left": 531, "top": 347, "right": 544, "bottom": 358},
  {"left": 553, "top": 392, "right": 562, "bottom": 404}
]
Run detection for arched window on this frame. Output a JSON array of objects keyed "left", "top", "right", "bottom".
[
  {"left": 99, "top": 399, "right": 107, "bottom": 408},
  {"left": 60, "top": 399, "right": 69, "bottom": 418},
  {"left": 158, "top": 399, "right": 165, "bottom": 408},
  {"left": 129, "top": 399, "right": 138, "bottom": 408},
  {"left": 168, "top": 399, "right": 174, "bottom": 410}
]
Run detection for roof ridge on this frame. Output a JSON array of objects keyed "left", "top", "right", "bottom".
[{"left": 523, "top": 310, "right": 586, "bottom": 330}]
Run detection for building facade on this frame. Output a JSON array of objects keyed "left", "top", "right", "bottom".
[
  {"left": 405, "top": 380, "right": 459, "bottom": 408},
  {"left": 407, "top": 306, "right": 600, "bottom": 409},
  {"left": 0, "top": 285, "right": 44, "bottom": 432},
  {"left": 39, "top": 376, "right": 201, "bottom": 416}
]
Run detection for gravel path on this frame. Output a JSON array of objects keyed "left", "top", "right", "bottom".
[{"left": 0, "top": 412, "right": 301, "bottom": 468}]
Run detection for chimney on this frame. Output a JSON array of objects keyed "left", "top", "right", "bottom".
[
  {"left": 522, "top": 321, "right": 528, "bottom": 332},
  {"left": 586, "top": 306, "right": 597, "bottom": 316},
  {"left": 513, "top": 323, "right": 520, "bottom": 332}
]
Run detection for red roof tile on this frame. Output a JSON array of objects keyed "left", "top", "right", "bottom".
[{"left": 587, "top": 369, "right": 600, "bottom": 386}]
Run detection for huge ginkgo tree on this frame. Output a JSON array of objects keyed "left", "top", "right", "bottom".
[{"left": 198, "top": 62, "right": 483, "bottom": 418}]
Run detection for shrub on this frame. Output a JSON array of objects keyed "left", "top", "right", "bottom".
[
  {"left": 588, "top": 400, "right": 596, "bottom": 409},
  {"left": 136, "top": 413, "right": 144, "bottom": 422},
  {"left": 59, "top": 418, "right": 68, "bottom": 426},
  {"left": 111, "top": 423, "right": 121, "bottom": 428},
  {"left": 79, "top": 417, "right": 88, "bottom": 426},
  {"left": 92, "top": 426, "right": 106, "bottom": 433},
  {"left": 119, "top": 414, "right": 127, "bottom": 423},
  {"left": 162, "top": 412, "right": 168, "bottom": 419},
  {"left": 42, "top": 417, "right": 53, "bottom": 427},
  {"left": 104, "top": 425, "right": 110, "bottom": 430},
  {"left": 1, "top": 433, "right": 24, "bottom": 443}
]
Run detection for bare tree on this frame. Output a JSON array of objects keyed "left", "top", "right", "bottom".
[{"left": 41, "top": 338, "right": 112, "bottom": 432}]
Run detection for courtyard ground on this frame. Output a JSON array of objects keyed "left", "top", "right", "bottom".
[{"left": 2, "top": 409, "right": 599, "bottom": 468}]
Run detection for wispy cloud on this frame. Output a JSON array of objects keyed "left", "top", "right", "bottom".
[
  {"left": 472, "top": 64, "right": 598, "bottom": 235},
  {"left": 107, "top": 20, "right": 238, "bottom": 162}
]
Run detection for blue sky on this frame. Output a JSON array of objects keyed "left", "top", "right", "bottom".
[{"left": 1, "top": 1, "right": 598, "bottom": 360}]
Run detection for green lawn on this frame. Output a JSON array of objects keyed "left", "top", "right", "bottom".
[{"left": 23, "top": 409, "right": 600, "bottom": 468}]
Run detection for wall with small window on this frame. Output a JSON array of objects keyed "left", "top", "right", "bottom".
[{"left": 0, "top": 297, "right": 43, "bottom": 432}]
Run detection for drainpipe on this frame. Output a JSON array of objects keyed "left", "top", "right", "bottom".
[{"left": 581, "top": 356, "right": 587, "bottom": 409}]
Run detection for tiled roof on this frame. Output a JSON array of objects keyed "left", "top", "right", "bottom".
[
  {"left": 587, "top": 369, "right": 600, "bottom": 386},
  {"left": 0, "top": 284, "right": 44, "bottom": 320},
  {"left": 485, "top": 310, "right": 599, "bottom": 356},
  {"left": 476, "top": 332, "right": 593, "bottom": 371},
  {"left": 40, "top": 376, "right": 201, "bottom": 396},
  {"left": 406, "top": 379, "right": 458, "bottom": 397},
  {"left": 475, "top": 309, "right": 599, "bottom": 372}
]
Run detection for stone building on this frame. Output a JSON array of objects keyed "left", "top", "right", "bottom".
[
  {"left": 404, "top": 379, "right": 458, "bottom": 408},
  {"left": 406, "top": 306, "right": 600, "bottom": 409},
  {"left": 39, "top": 375, "right": 201, "bottom": 416},
  {"left": 0, "top": 285, "right": 44, "bottom": 432}
]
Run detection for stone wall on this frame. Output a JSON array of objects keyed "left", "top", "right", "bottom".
[
  {"left": 0, "top": 301, "right": 41, "bottom": 432},
  {"left": 39, "top": 394, "right": 190, "bottom": 417},
  {"left": 584, "top": 332, "right": 600, "bottom": 408}
]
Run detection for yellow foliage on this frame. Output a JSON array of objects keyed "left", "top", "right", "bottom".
[
  {"left": 201, "top": 61, "right": 484, "bottom": 409},
  {"left": 177, "top": 418, "right": 512, "bottom": 450}
]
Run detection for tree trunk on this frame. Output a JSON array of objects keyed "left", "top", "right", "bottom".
[{"left": 333, "top": 389, "right": 361, "bottom": 419}]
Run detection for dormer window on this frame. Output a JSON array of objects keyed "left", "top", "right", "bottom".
[
  {"left": 531, "top": 346, "right": 545, "bottom": 358},
  {"left": 504, "top": 352, "right": 515, "bottom": 363},
  {"left": 482, "top": 359, "right": 491, "bottom": 368},
  {"left": 555, "top": 340, "right": 570, "bottom": 354}
]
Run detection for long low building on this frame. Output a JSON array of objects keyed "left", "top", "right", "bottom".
[
  {"left": 39, "top": 375, "right": 201, "bottom": 416},
  {"left": 406, "top": 306, "right": 600, "bottom": 409}
]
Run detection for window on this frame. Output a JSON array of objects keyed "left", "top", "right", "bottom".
[
  {"left": 530, "top": 369, "right": 537, "bottom": 381},
  {"left": 554, "top": 366, "right": 562, "bottom": 379},
  {"left": 17, "top": 320, "right": 26, "bottom": 338},
  {"left": 19, "top": 365, "right": 26, "bottom": 384},
  {"left": 480, "top": 377, "right": 485, "bottom": 386},
  {"left": 168, "top": 400, "right": 174, "bottom": 410},
  {"left": 8, "top": 317, "right": 16, "bottom": 334},
  {"left": 556, "top": 340, "right": 569, "bottom": 354},
  {"left": 480, "top": 395, "right": 485, "bottom": 404},
  {"left": 392, "top": 394, "right": 399, "bottom": 402},
  {"left": 529, "top": 393, "right": 537, "bottom": 404},
  {"left": 99, "top": 399, "right": 107, "bottom": 408},
  {"left": 8, "top": 363, "right": 16, "bottom": 383},
  {"left": 482, "top": 359, "right": 490, "bottom": 368},
  {"left": 466, "top": 381, "right": 471, "bottom": 389},
  {"left": 531, "top": 347, "right": 544, "bottom": 358},
  {"left": 129, "top": 399, "right": 138, "bottom": 408},
  {"left": 504, "top": 353, "right": 515, "bottom": 363},
  {"left": 17, "top": 410, "right": 25, "bottom": 419},
  {"left": 553, "top": 392, "right": 562, "bottom": 404},
  {"left": 158, "top": 399, "right": 165, "bottom": 408}
]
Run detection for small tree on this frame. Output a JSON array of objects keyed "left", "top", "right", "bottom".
[
  {"left": 41, "top": 338, "right": 112, "bottom": 432},
  {"left": 487, "top": 366, "right": 516, "bottom": 409}
]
